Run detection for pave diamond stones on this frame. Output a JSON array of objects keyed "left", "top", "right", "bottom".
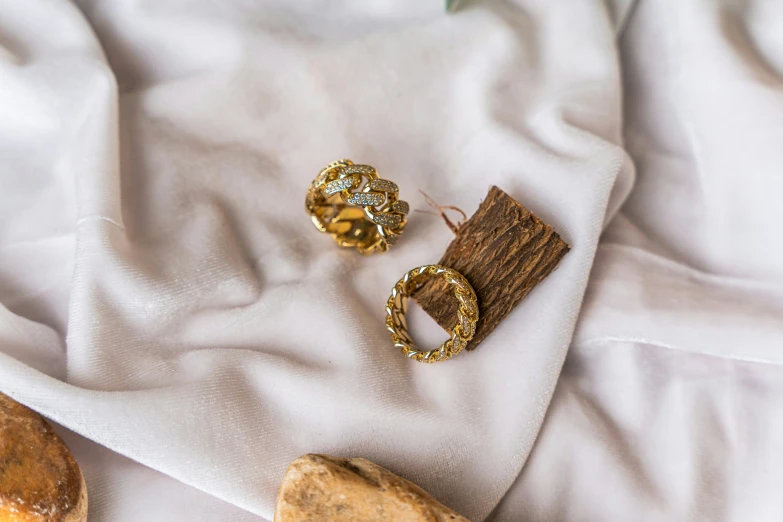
[
  {"left": 307, "top": 158, "right": 409, "bottom": 254},
  {"left": 391, "top": 200, "right": 409, "bottom": 214},
  {"left": 312, "top": 171, "right": 330, "bottom": 189},
  {"left": 368, "top": 179, "right": 398, "bottom": 193},
  {"left": 340, "top": 164, "right": 376, "bottom": 176},
  {"left": 347, "top": 192, "right": 385, "bottom": 206},
  {"left": 370, "top": 212, "right": 403, "bottom": 228},
  {"left": 322, "top": 175, "right": 360, "bottom": 195}
]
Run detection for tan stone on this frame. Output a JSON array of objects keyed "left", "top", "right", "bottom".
[
  {"left": 274, "top": 454, "right": 470, "bottom": 522},
  {"left": 0, "top": 393, "right": 87, "bottom": 522}
]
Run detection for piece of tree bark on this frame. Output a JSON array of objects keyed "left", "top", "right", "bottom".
[
  {"left": 0, "top": 393, "right": 88, "bottom": 522},
  {"left": 275, "top": 454, "right": 470, "bottom": 522},
  {"left": 413, "top": 186, "right": 569, "bottom": 350}
]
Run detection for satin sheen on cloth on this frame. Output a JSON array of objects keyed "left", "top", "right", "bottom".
[{"left": 0, "top": 1, "right": 781, "bottom": 521}]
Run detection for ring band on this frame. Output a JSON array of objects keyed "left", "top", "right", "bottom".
[
  {"left": 386, "top": 265, "right": 478, "bottom": 363},
  {"left": 306, "top": 159, "right": 409, "bottom": 254}
]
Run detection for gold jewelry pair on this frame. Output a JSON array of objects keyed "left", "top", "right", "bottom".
[{"left": 306, "top": 159, "right": 478, "bottom": 363}]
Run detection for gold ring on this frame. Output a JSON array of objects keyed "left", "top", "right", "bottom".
[
  {"left": 305, "top": 159, "right": 409, "bottom": 254},
  {"left": 386, "top": 265, "right": 478, "bottom": 363}
]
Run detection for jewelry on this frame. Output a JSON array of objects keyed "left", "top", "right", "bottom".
[
  {"left": 386, "top": 265, "right": 478, "bottom": 363},
  {"left": 305, "top": 159, "right": 409, "bottom": 254}
]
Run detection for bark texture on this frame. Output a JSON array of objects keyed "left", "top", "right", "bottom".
[{"left": 413, "top": 186, "right": 569, "bottom": 350}]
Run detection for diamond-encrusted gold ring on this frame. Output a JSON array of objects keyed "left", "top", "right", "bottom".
[
  {"left": 386, "top": 265, "right": 478, "bottom": 363},
  {"left": 305, "top": 159, "right": 409, "bottom": 254}
]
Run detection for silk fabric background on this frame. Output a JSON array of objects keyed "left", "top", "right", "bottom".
[{"left": 0, "top": 1, "right": 781, "bottom": 520}]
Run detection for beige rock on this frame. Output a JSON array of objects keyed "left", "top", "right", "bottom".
[
  {"left": 0, "top": 393, "right": 87, "bottom": 522},
  {"left": 274, "top": 454, "right": 470, "bottom": 522}
]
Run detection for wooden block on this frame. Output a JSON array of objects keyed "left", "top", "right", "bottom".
[
  {"left": 275, "top": 454, "right": 470, "bottom": 521},
  {"left": 413, "top": 186, "right": 569, "bottom": 350},
  {"left": 0, "top": 393, "right": 88, "bottom": 522}
]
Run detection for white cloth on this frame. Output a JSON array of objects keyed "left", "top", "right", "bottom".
[{"left": 0, "top": 1, "right": 781, "bottom": 521}]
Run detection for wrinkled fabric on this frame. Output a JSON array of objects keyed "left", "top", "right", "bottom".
[{"left": 0, "top": 0, "right": 781, "bottom": 521}]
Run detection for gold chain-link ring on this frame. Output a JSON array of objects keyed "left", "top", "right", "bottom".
[
  {"left": 386, "top": 265, "right": 478, "bottom": 363},
  {"left": 305, "top": 159, "right": 409, "bottom": 254}
]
